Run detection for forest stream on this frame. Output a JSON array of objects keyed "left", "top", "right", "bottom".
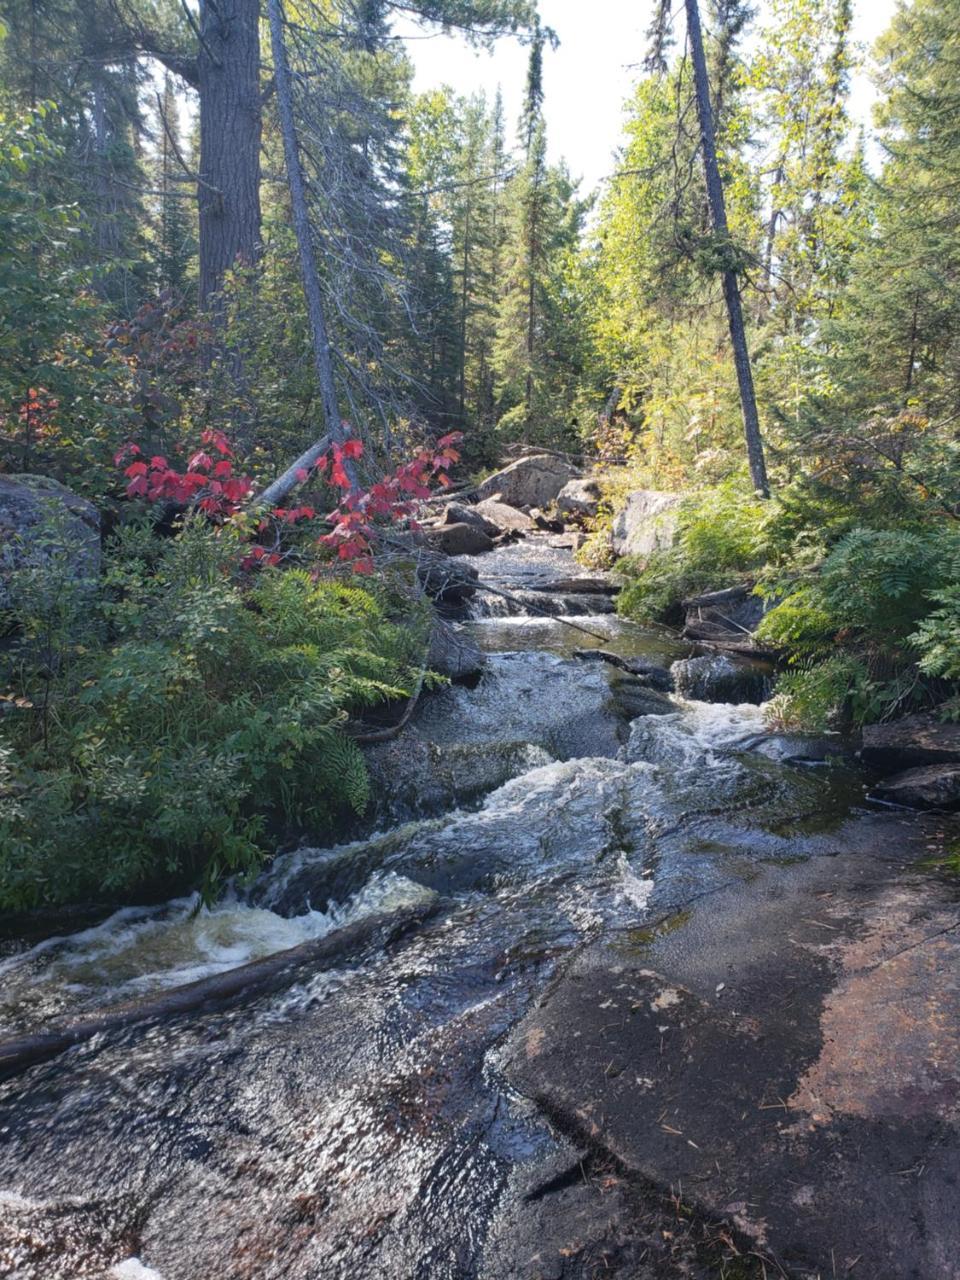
[{"left": 0, "top": 536, "right": 956, "bottom": 1280}]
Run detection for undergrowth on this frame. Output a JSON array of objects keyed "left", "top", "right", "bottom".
[
  {"left": 614, "top": 476, "right": 960, "bottom": 731},
  {"left": 0, "top": 516, "right": 428, "bottom": 910}
]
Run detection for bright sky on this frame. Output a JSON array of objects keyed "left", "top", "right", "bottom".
[{"left": 396, "top": 0, "right": 899, "bottom": 195}]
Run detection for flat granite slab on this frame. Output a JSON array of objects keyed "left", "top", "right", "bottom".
[{"left": 504, "top": 832, "right": 960, "bottom": 1280}]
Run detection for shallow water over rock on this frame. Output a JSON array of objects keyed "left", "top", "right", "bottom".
[{"left": 0, "top": 536, "right": 913, "bottom": 1280}]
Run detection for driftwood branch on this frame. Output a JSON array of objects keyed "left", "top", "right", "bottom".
[
  {"left": 0, "top": 904, "right": 435, "bottom": 1081},
  {"left": 251, "top": 432, "right": 332, "bottom": 509},
  {"left": 473, "top": 582, "right": 612, "bottom": 643}
]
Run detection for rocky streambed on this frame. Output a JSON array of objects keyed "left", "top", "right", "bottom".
[{"left": 0, "top": 537, "right": 958, "bottom": 1280}]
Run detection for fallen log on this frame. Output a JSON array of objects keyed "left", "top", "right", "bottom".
[{"left": 0, "top": 902, "right": 438, "bottom": 1081}]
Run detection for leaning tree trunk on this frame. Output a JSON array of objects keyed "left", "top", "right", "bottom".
[
  {"left": 684, "top": 0, "right": 770, "bottom": 498},
  {"left": 197, "top": 0, "right": 262, "bottom": 310},
  {"left": 267, "top": 0, "right": 354, "bottom": 477}
]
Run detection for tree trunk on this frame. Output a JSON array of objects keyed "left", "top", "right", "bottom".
[
  {"left": 197, "top": 0, "right": 262, "bottom": 309},
  {"left": 684, "top": 0, "right": 770, "bottom": 497},
  {"left": 267, "top": 0, "right": 354, "bottom": 477}
]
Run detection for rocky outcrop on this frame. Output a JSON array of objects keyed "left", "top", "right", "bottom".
[
  {"left": 424, "top": 522, "right": 494, "bottom": 556},
  {"left": 473, "top": 498, "right": 537, "bottom": 534},
  {"left": 427, "top": 617, "right": 486, "bottom": 681},
  {"left": 869, "top": 764, "right": 960, "bottom": 810},
  {"left": 609, "top": 675, "right": 675, "bottom": 718},
  {"left": 477, "top": 454, "right": 579, "bottom": 509},
  {"left": 671, "top": 653, "right": 771, "bottom": 705},
  {"left": 611, "top": 490, "right": 682, "bottom": 560},
  {"left": 0, "top": 474, "right": 100, "bottom": 607},
  {"left": 438, "top": 502, "right": 501, "bottom": 537},
  {"left": 556, "top": 477, "right": 601, "bottom": 520},
  {"left": 860, "top": 713, "right": 960, "bottom": 772}
]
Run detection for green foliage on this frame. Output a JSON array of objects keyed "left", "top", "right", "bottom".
[
  {"left": 617, "top": 481, "right": 770, "bottom": 621},
  {"left": 911, "top": 587, "right": 960, "bottom": 684},
  {"left": 760, "top": 526, "right": 960, "bottom": 657},
  {"left": 0, "top": 519, "right": 427, "bottom": 910},
  {"left": 765, "top": 654, "right": 876, "bottom": 732}
]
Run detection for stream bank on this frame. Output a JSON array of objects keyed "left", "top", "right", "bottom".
[{"left": 0, "top": 535, "right": 957, "bottom": 1280}]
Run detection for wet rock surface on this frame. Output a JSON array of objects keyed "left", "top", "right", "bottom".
[
  {"left": 861, "top": 712, "right": 960, "bottom": 771},
  {"left": 0, "top": 535, "right": 957, "bottom": 1280},
  {"left": 505, "top": 833, "right": 960, "bottom": 1280},
  {"left": 869, "top": 762, "right": 960, "bottom": 810},
  {"left": 671, "top": 652, "right": 772, "bottom": 704}
]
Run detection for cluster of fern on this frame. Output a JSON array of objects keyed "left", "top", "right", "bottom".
[{"left": 0, "top": 517, "right": 428, "bottom": 910}]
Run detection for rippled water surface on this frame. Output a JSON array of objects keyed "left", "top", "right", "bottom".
[{"left": 0, "top": 536, "right": 877, "bottom": 1279}]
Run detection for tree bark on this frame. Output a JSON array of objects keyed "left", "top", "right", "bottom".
[
  {"left": 267, "top": 0, "right": 354, "bottom": 476},
  {"left": 197, "top": 0, "right": 263, "bottom": 309},
  {"left": 684, "top": 0, "right": 770, "bottom": 497}
]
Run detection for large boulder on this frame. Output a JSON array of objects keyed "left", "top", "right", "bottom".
[
  {"left": 869, "top": 764, "right": 960, "bottom": 811},
  {"left": 424, "top": 522, "right": 494, "bottom": 556},
  {"left": 556, "top": 476, "right": 602, "bottom": 520},
  {"left": 611, "top": 490, "right": 682, "bottom": 560},
  {"left": 477, "top": 454, "right": 579, "bottom": 509},
  {"left": 473, "top": 498, "right": 537, "bottom": 534},
  {"left": 671, "top": 653, "right": 771, "bottom": 705},
  {"left": 439, "top": 502, "right": 501, "bottom": 537},
  {"left": 861, "top": 713, "right": 960, "bottom": 772},
  {"left": 0, "top": 474, "right": 100, "bottom": 608}
]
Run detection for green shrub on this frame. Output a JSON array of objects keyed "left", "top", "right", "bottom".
[
  {"left": 764, "top": 654, "right": 918, "bottom": 732},
  {"left": 617, "top": 480, "right": 771, "bottom": 622},
  {"left": 0, "top": 518, "right": 427, "bottom": 910}
]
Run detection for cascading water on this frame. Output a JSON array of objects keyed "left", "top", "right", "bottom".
[{"left": 0, "top": 536, "right": 874, "bottom": 1280}]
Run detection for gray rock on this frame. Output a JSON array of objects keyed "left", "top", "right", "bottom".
[
  {"left": 556, "top": 476, "right": 602, "bottom": 520},
  {"left": 671, "top": 653, "right": 771, "bottom": 705},
  {"left": 610, "top": 675, "right": 676, "bottom": 719},
  {"left": 439, "top": 502, "right": 501, "bottom": 537},
  {"left": 0, "top": 474, "right": 100, "bottom": 608},
  {"left": 611, "top": 490, "right": 682, "bottom": 560},
  {"left": 473, "top": 498, "right": 537, "bottom": 534},
  {"left": 415, "top": 550, "right": 479, "bottom": 605},
  {"left": 870, "top": 764, "right": 960, "bottom": 810},
  {"left": 427, "top": 617, "right": 486, "bottom": 681},
  {"left": 861, "top": 713, "right": 960, "bottom": 772},
  {"left": 573, "top": 649, "right": 675, "bottom": 691},
  {"left": 477, "top": 454, "right": 579, "bottom": 509},
  {"left": 425, "top": 522, "right": 494, "bottom": 556}
]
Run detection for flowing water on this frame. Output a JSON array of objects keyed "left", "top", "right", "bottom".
[{"left": 0, "top": 537, "right": 878, "bottom": 1279}]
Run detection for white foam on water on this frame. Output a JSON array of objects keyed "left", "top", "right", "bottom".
[
  {"left": 616, "top": 852, "right": 654, "bottom": 912},
  {"left": 0, "top": 872, "right": 436, "bottom": 1015},
  {"left": 628, "top": 699, "right": 767, "bottom": 769},
  {"left": 110, "top": 1261, "right": 166, "bottom": 1280}
]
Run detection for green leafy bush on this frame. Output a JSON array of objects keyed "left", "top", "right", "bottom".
[
  {"left": 0, "top": 518, "right": 427, "bottom": 910},
  {"left": 617, "top": 481, "right": 771, "bottom": 621}
]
